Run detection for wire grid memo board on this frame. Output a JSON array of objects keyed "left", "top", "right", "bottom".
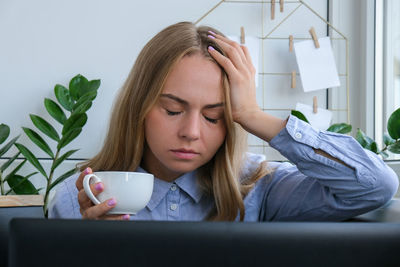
[{"left": 194, "top": 0, "right": 349, "bottom": 161}]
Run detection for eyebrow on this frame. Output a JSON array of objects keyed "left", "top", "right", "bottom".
[{"left": 160, "top": 94, "right": 224, "bottom": 109}]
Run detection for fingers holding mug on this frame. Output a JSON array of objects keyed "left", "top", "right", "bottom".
[
  {"left": 78, "top": 187, "right": 130, "bottom": 220},
  {"left": 76, "top": 167, "right": 92, "bottom": 191},
  {"left": 81, "top": 197, "right": 129, "bottom": 220},
  {"left": 77, "top": 181, "right": 104, "bottom": 211}
]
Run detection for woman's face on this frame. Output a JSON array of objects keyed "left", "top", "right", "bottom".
[{"left": 143, "top": 53, "right": 227, "bottom": 181}]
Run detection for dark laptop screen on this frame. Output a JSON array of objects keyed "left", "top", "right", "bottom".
[{"left": 9, "top": 219, "right": 400, "bottom": 267}]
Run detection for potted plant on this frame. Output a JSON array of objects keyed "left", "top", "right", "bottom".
[{"left": 0, "top": 74, "right": 100, "bottom": 216}]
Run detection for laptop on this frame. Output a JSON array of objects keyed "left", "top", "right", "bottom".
[{"left": 9, "top": 218, "right": 400, "bottom": 267}]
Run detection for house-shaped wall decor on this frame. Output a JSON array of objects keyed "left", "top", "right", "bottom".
[{"left": 194, "top": 0, "right": 349, "bottom": 159}]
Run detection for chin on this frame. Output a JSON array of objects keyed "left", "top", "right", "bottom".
[{"left": 166, "top": 160, "right": 204, "bottom": 174}]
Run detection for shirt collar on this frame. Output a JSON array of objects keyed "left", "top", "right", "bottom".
[
  {"left": 174, "top": 170, "right": 204, "bottom": 204},
  {"left": 136, "top": 167, "right": 204, "bottom": 211}
]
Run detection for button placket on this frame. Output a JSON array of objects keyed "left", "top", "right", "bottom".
[{"left": 167, "top": 183, "right": 180, "bottom": 220}]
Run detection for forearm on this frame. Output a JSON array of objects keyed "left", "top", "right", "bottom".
[
  {"left": 237, "top": 110, "right": 353, "bottom": 169},
  {"left": 269, "top": 115, "right": 398, "bottom": 195},
  {"left": 235, "top": 110, "right": 287, "bottom": 143},
  {"left": 261, "top": 116, "right": 399, "bottom": 220}
]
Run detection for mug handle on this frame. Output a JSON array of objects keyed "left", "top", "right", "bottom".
[{"left": 83, "top": 174, "right": 102, "bottom": 205}]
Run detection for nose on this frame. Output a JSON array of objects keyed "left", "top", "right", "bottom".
[{"left": 178, "top": 112, "right": 200, "bottom": 141}]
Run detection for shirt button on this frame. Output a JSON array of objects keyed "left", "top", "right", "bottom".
[
  {"left": 170, "top": 204, "right": 178, "bottom": 211},
  {"left": 295, "top": 132, "right": 302, "bottom": 139},
  {"left": 170, "top": 184, "right": 177, "bottom": 191}
]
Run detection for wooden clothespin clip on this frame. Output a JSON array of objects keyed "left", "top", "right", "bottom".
[
  {"left": 280, "top": 0, "right": 284, "bottom": 12},
  {"left": 240, "top": 26, "right": 245, "bottom": 45},
  {"left": 291, "top": 71, "right": 296, "bottom": 88},
  {"left": 309, "top": 27, "right": 320, "bottom": 48},
  {"left": 313, "top": 96, "right": 318, "bottom": 113},
  {"left": 289, "top": 35, "right": 293, "bottom": 52},
  {"left": 271, "top": 0, "right": 276, "bottom": 20}
]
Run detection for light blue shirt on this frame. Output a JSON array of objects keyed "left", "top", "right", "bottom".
[{"left": 49, "top": 115, "right": 399, "bottom": 221}]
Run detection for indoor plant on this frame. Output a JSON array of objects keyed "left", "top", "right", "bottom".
[{"left": 0, "top": 74, "right": 100, "bottom": 216}]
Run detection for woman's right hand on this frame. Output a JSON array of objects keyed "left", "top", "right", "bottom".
[{"left": 76, "top": 167, "right": 130, "bottom": 220}]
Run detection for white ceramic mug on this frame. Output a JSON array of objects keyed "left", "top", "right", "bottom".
[{"left": 83, "top": 171, "right": 154, "bottom": 214}]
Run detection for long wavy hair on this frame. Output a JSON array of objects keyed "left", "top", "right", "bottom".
[{"left": 80, "top": 21, "right": 270, "bottom": 221}]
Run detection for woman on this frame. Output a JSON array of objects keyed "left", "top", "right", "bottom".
[{"left": 49, "top": 22, "right": 399, "bottom": 221}]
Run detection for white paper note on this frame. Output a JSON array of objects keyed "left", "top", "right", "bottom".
[
  {"left": 228, "top": 36, "right": 260, "bottom": 87},
  {"left": 295, "top": 102, "right": 332, "bottom": 130},
  {"left": 294, "top": 37, "right": 340, "bottom": 92}
]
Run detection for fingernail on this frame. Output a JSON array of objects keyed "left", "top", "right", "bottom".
[
  {"left": 208, "top": 46, "right": 215, "bottom": 51},
  {"left": 84, "top": 167, "right": 91, "bottom": 175},
  {"left": 208, "top": 30, "right": 217, "bottom": 35},
  {"left": 122, "top": 214, "right": 130, "bottom": 220},
  {"left": 208, "top": 34, "right": 215, "bottom": 39},
  {"left": 95, "top": 182, "right": 103, "bottom": 192},
  {"left": 107, "top": 198, "right": 116, "bottom": 206}
]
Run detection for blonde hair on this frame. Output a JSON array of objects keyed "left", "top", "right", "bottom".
[{"left": 80, "top": 21, "right": 270, "bottom": 221}]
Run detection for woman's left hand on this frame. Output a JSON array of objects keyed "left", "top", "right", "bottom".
[{"left": 207, "top": 31, "right": 260, "bottom": 125}]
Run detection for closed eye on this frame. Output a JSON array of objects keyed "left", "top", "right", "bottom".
[
  {"left": 166, "top": 109, "right": 219, "bottom": 124},
  {"left": 204, "top": 116, "right": 218, "bottom": 124},
  {"left": 166, "top": 110, "right": 181, "bottom": 116}
]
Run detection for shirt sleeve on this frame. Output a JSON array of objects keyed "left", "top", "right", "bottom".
[
  {"left": 261, "top": 115, "right": 399, "bottom": 221},
  {"left": 48, "top": 174, "right": 82, "bottom": 219}
]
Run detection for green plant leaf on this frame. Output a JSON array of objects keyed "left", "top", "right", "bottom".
[
  {"left": 55, "top": 84, "right": 74, "bottom": 112},
  {"left": 387, "top": 107, "right": 400, "bottom": 140},
  {"left": 51, "top": 149, "right": 79, "bottom": 172},
  {"left": 87, "top": 79, "right": 100, "bottom": 94},
  {"left": 57, "top": 128, "right": 82, "bottom": 150},
  {"left": 356, "top": 129, "right": 378, "bottom": 153},
  {"left": 370, "top": 142, "right": 378, "bottom": 153},
  {"left": 23, "top": 127, "right": 54, "bottom": 157},
  {"left": 78, "top": 90, "right": 97, "bottom": 103},
  {"left": 22, "top": 127, "right": 54, "bottom": 158},
  {"left": 72, "top": 91, "right": 97, "bottom": 114},
  {"left": 384, "top": 133, "right": 396, "bottom": 146},
  {"left": 379, "top": 150, "right": 389, "bottom": 158},
  {"left": 30, "top": 114, "right": 60, "bottom": 142},
  {"left": 15, "top": 143, "right": 48, "bottom": 179},
  {"left": 0, "top": 123, "right": 10, "bottom": 144},
  {"left": 327, "top": 123, "right": 352, "bottom": 134},
  {"left": 73, "top": 102, "right": 93, "bottom": 115},
  {"left": 291, "top": 110, "right": 309, "bottom": 123},
  {"left": 7, "top": 173, "right": 39, "bottom": 195},
  {"left": 0, "top": 152, "right": 20, "bottom": 172},
  {"left": 62, "top": 113, "right": 87, "bottom": 135},
  {"left": 4, "top": 159, "right": 27, "bottom": 182},
  {"left": 0, "top": 135, "right": 19, "bottom": 158},
  {"left": 69, "top": 74, "right": 89, "bottom": 101},
  {"left": 69, "top": 75, "right": 100, "bottom": 101},
  {"left": 388, "top": 142, "right": 400, "bottom": 153},
  {"left": 44, "top": 98, "right": 67, "bottom": 125},
  {"left": 49, "top": 168, "right": 77, "bottom": 192},
  {"left": 355, "top": 129, "right": 368, "bottom": 147}
]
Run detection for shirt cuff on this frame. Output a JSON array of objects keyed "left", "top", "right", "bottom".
[{"left": 269, "top": 114, "right": 319, "bottom": 162}]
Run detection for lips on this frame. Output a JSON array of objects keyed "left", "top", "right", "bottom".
[{"left": 170, "top": 149, "right": 199, "bottom": 160}]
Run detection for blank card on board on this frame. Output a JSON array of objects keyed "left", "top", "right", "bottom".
[{"left": 294, "top": 36, "right": 340, "bottom": 92}]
